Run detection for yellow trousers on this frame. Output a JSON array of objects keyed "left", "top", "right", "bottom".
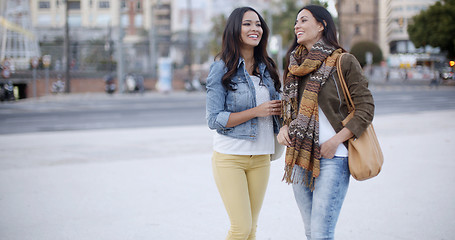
[{"left": 212, "top": 151, "right": 270, "bottom": 240}]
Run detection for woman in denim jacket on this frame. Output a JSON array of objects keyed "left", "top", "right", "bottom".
[{"left": 205, "top": 7, "right": 281, "bottom": 240}]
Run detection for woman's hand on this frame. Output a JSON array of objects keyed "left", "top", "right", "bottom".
[
  {"left": 277, "top": 125, "right": 291, "bottom": 147},
  {"left": 255, "top": 100, "right": 281, "bottom": 117},
  {"left": 320, "top": 127, "right": 354, "bottom": 159},
  {"left": 320, "top": 138, "right": 340, "bottom": 159},
  {"left": 225, "top": 100, "right": 281, "bottom": 128}
]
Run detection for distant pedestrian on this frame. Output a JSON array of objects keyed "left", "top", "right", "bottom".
[
  {"left": 403, "top": 69, "right": 409, "bottom": 81},
  {"left": 429, "top": 69, "right": 440, "bottom": 88},
  {"left": 276, "top": 5, "right": 376, "bottom": 240},
  {"left": 205, "top": 7, "right": 281, "bottom": 240}
]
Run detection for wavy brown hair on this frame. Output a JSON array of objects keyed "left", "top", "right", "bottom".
[{"left": 216, "top": 7, "right": 280, "bottom": 92}]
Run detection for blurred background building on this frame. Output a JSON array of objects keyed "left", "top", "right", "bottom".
[
  {"left": 383, "top": 0, "right": 442, "bottom": 69},
  {"left": 0, "top": 0, "right": 451, "bottom": 99},
  {"left": 336, "top": 0, "right": 442, "bottom": 68},
  {"left": 0, "top": 0, "right": 41, "bottom": 69},
  {"left": 336, "top": 0, "right": 379, "bottom": 52}
]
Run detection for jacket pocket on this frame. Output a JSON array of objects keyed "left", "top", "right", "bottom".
[{"left": 227, "top": 77, "right": 251, "bottom": 112}]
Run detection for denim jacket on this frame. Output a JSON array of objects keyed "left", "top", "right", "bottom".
[{"left": 206, "top": 58, "right": 281, "bottom": 140}]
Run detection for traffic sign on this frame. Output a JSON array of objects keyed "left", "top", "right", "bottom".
[
  {"left": 1, "top": 68, "right": 11, "bottom": 78},
  {"left": 43, "top": 55, "right": 51, "bottom": 68},
  {"left": 31, "top": 57, "right": 39, "bottom": 68}
]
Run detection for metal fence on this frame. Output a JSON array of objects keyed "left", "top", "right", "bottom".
[{"left": 38, "top": 41, "right": 154, "bottom": 76}]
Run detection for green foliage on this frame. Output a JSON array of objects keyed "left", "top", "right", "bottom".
[
  {"left": 271, "top": 0, "right": 329, "bottom": 47},
  {"left": 96, "top": 59, "right": 117, "bottom": 71},
  {"left": 270, "top": 0, "right": 300, "bottom": 47},
  {"left": 350, "top": 41, "right": 383, "bottom": 67},
  {"left": 209, "top": 14, "right": 227, "bottom": 57},
  {"left": 310, "top": 0, "right": 329, "bottom": 8},
  {"left": 408, "top": 0, "right": 455, "bottom": 58}
]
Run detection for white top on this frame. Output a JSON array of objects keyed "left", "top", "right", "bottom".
[
  {"left": 318, "top": 106, "right": 348, "bottom": 157},
  {"left": 213, "top": 75, "right": 275, "bottom": 155}
]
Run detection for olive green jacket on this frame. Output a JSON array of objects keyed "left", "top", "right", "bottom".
[{"left": 297, "top": 53, "right": 375, "bottom": 144}]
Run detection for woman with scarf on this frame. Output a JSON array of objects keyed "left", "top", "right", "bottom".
[
  {"left": 276, "top": 5, "right": 375, "bottom": 240},
  {"left": 206, "top": 7, "right": 281, "bottom": 240}
]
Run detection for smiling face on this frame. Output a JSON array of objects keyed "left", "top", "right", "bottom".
[
  {"left": 295, "top": 9, "right": 324, "bottom": 50},
  {"left": 240, "top": 11, "right": 263, "bottom": 49}
]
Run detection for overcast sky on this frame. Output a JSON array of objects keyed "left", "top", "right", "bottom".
[
  {"left": 328, "top": 0, "right": 337, "bottom": 17},
  {"left": 175, "top": 0, "right": 338, "bottom": 17}
]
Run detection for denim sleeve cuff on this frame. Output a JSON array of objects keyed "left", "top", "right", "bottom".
[{"left": 216, "top": 111, "right": 231, "bottom": 128}]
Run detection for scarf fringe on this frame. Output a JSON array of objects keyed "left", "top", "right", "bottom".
[{"left": 282, "top": 164, "right": 316, "bottom": 191}]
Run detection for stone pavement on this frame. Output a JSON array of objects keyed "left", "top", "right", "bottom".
[{"left": 0, "top": 109, "right": 454, "bottom": 240}]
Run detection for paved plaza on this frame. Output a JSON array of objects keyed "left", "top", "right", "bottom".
[{"left": 0, "top": 102, "right": 454, "bottom": 239}]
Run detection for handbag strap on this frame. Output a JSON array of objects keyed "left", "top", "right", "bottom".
[{"left": 336, "top": 53, "right": 355, "bottom": 113}]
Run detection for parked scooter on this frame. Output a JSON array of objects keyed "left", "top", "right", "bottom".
[
  {"left": 104, "top": 74, "right": 116, "bottom": 94},
  {"left": 0, "top": 81, "right": 15, "bottom": 101},
  {"left": 51, "top": 79, "right": 65, "bottom": 94},
  {"left": 124, "top": 73, "right": 144, "bottom": 94},
  {"left": 184, "top": 73, "right": 205, "bottom": 92}
]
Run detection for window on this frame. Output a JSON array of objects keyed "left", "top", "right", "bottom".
[
  {"left": 158, "top": 15, "right": 170, "bottom": 20},
  {"left": 121, "top": 15, "right": 128, "bottom": 26},
  {"left": 68, "top": 1, "right": 81, "bottom": 10},
  {"left": 354, "top": 25, "right": 360, "bottom": 35},
  {"left": 135, "top": 14, "right": 143, "bottom": 27},
  {"left": 96, "top": 15, "right": 111, "bottom": 25},
  {"left": 355, "top": 4, "right": 360, "bottom": 13},
  {"left": 37, "top": 15, "right": 52, "bottom": 25},
  {"left": 68, "top": 15, "right": 82, "bottom": 26},
  {"left": 99, "top": 1, "right": 110, "bottom": 8},
  {"left": 39, "top": 1, "right": 51, "bottom": 9},
  {"left": 137, "top": 1, "right": 141, "bottom": 10}
]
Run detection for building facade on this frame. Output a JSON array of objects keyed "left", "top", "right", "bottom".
[
  {"left": 385, "top": 0, "right": 438, "bottom": 55},
  {"left": 27, "top": 0, "right": 172, "bottom": 73},
  {"left": 336, "top": 0, "right": 379, "bottom": 51},
  {"left": 1, "top": 0, "right": 42, "bottom": 69},
  {"left": 337, "top": 0, "right": 442, "bottom": 67}
]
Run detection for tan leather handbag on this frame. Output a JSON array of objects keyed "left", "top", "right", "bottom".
[{"left": 336, "top": 53, "right": 384, "bottom": 181}]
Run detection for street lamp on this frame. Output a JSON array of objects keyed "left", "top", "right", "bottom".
[
  {"left": 62, "top": 0, "right": 71, "bottom": 93},
  {"left": 186, "top": 0, "right": 193, "bottom": 86}
]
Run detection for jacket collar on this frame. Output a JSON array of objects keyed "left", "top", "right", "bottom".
[{"left": 237, "top": 57, "right": 266, "bottom": 74}]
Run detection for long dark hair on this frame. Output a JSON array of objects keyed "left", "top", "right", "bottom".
[
  {"left": 283, "top": 5, "right": 345, "bottom": 80},
  {"left": 216, "top": 7, "right": 280, "bottom": 92}
]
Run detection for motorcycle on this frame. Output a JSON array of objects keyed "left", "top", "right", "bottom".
[
  {"left": 104, "top": 74, "right": 116, "bottom": 94},
  {"left": 51, "top": 80, "right": 65, "bottom": 94},
  {"left": 124, "top": 73, "right": 144, "bottom": 94},
  {"left": 184, "top": 73, "right": 205, "bottom": 92},
  {"left": 0, "top": 81, "right": 15, "bottom": 101}
]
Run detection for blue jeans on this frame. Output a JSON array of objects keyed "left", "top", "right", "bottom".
[{"left": 292, "top": 156, "right": 350, "bottom": 240}]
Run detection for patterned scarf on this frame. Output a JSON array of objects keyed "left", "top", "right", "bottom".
[{"left": 281, "top": 40, "right": 342, "bottom": 190}]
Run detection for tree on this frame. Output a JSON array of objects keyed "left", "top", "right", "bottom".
[
  {"left": 209, "top": 14, "right": 227, "bottom": 57},
  {"left": 407, "top": 0, "right": 455, "bottom": 58},
  {"left": 310, "top": 0, "right": 329, "bottom": 7},
  {"left": 270, "top": 0, "right": 329, "bottom": 47},
  {"left": 350, "top": 41, "right": 383, "bottom": 67}
]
